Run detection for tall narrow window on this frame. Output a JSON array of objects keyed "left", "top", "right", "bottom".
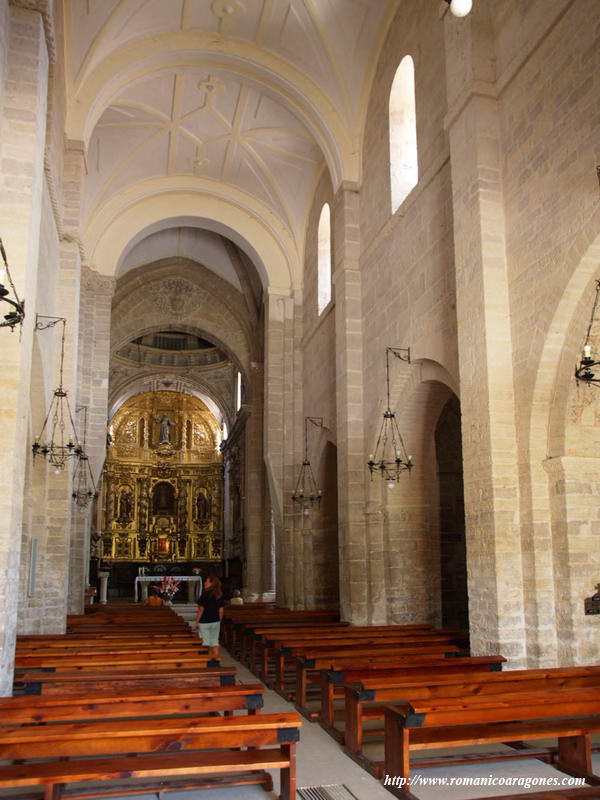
[
  {"left": 317, "top": 203, "right": 331, "bottom": 314},
  {"left": 389, "top": 55, "right": 418, "bottom": 213},
  {"left": 236, "top": 371, "right": 242, "bottom": 412}
]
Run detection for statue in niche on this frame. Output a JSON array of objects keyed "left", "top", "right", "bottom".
[
  {"left": 195, "top": 491, "right": 210, "bottom": 526},
  {"left": 155, "top": 415, "right": 174, "bottom": 445},
  {"left": 152, "top": 481, "right": 176, "bottom": 515},
  {"left": 117, "top": 487, "right": 133, "bottom": 523}
]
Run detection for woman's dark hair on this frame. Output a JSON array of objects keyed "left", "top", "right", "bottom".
[{"left": 206, "top": 575, "right": 222, "bottom": 599}]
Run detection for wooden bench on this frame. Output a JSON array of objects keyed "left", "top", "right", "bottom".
[
  {"left": 222, "top": 608, "right": 339, "bottom": 655},
  {"left": 319, "top": 655, "right": 507, "bottom": 729},
  {"left": 343, "top": 665, "right": 600, "bottom": 757},
  {"left": 15, "top": 665, "right": 237, "bottom": 695},
  {"left": 383, "top": 691, "right": 600, "bottom": 795},
  {"left": 274, "top": 642, "right": 462, "bottom": 698},
  {"left": 0, "top": 711, "right": 302, "bottom": 800},
  {"left": 14, "top": 648, "right": 214, "bottom": 670},
  {"left": 0, "top": 683, "right": 265, "bottom": 724},
  {"left": 255, "top": 625, "right": 460, "bottom": 680}
]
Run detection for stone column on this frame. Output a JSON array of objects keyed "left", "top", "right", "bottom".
[
  {"left": 243, "top": 362, "right": 265, "bottom": 598},
  {"left": 264, "top": 289, "right": 301, "bottom": 608},
  {"left": 0, "top": 3, "right": 48, "bottom": 694},
  {"left": 68, "top": 267, "right": 114, "bottom": 613},
  {"left": 332, "top": 185, "right": 368, "bottom": 623},
  {"left": 444, "top": 5, "right": 526, "bottom": 664}
]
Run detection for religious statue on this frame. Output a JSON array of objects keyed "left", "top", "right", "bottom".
[
  {"left": 155, "top": 414, "right": 174, "bottom": 444},
  {"left": 117, "top": 487, "right": 133, "bottom": 523},
  {"left": 195, "top": 490, "right": 210, "bottom": 525}
]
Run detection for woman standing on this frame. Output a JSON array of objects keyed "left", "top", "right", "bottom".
[{"left": 194, "top": 575, "right": 224, "bottom": 657}]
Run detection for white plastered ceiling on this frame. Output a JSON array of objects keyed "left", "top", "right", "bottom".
[{"left": 67, "top": 0, "right": 397, "bottom": 286}]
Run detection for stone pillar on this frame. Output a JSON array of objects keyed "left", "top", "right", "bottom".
[
  {"left": 444, "top": 5, "right": 526, "bottom": 664},
  {"left": 243, "top": 362, "right": 265, "bottom": 598},
  {"left": 68, "top": 267, "right": 114, "bottom": 613},
  {"left": 332, "top": 185, "right": 368, "bottom": 623},
  {"left": 0, "top": 3, "right": 48, "bottom": 694},
  {"left": 264, "top": 289, "right": 300, "bottom": 608}
]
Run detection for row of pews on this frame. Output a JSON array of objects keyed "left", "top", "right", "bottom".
[
  {"left": 0, "top": 604, "right": 302, "bottom": 800},
  {"left": 224, "top": 605, "right": 600, "bottom": 800}
]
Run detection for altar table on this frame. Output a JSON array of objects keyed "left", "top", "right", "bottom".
[{"left": 134, "top": 575, "right": 202, "bottom": 602}]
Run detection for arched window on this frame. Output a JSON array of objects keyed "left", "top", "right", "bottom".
[
  {"left": 389, "top": 55, "right": 418, "bottom": 213},
  {"left": 236, "top": 371, "right": 242, "bottom": 412},
  {"left": 317, "top": 203, "right": 332, "bottom": 314}
]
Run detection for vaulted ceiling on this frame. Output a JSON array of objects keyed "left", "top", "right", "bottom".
[{"left": 65, "top": 0, "right": 399, "bottom": 287}]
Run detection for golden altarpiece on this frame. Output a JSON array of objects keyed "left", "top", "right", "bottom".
[{"left": 101, "top": 391, "right": 223, "bottom": 563}]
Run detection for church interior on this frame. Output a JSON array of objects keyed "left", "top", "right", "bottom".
[{"left": 0, "top": 0, "right": 599, "bottom": 798}]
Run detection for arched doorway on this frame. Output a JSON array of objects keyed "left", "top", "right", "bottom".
[{"left": 435, "top": 395, "right": 468, "bottom": 630}]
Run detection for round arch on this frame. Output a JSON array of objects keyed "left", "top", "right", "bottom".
[
  {"left": 84, "top": 178, "right": 299, "bottom": 290},
  {"left": 108, "top": 375, "right": 227, "bottom": 428}
]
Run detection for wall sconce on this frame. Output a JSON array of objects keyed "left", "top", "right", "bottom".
[
  {"left": 444, "top": 0, "right": 472, "bottom": 17},
  {"left": 575, "top": 279, "right": 600, "bottom": 386},
  {"left": 367, "top": 347, "right": 413, "bottom": 488},
  {"left": 0, "top": 237, "right": 25, "bottom": 331},
  {"left": 292, "top": 416, "right": 324, "bottom": 516}
]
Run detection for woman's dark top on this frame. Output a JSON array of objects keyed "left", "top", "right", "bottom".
[{"left": 197, "top": 590, "right": 225, "bottom": 623}]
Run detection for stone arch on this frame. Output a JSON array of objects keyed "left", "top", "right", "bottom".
[
  {"left": 366, "top": 360, "right": 454, "bottom": 625},
  {"left": 111, "top": 259, "right": 254, "bottom": 377},
  {"left": 83, "top": 179, "right": 299, "bottom": 290},
  {"left": 526, "top": 228, "right": 600, "bottom": 666}
]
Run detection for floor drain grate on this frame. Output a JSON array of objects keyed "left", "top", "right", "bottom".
[{"left": 297, "top": 785, "right": 361, "bottom": 800}]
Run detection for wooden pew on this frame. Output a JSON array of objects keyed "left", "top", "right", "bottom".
[
  {"left": 0, "top": 684, "right": 265, "bottom": 724},
  {"left": 253, "top": 625, "right": 455, "bottom": 680},
  {"left": 344, "top": 666, "right": 600, "bottom": 758},
  {"left": 14, "top": 652, "right": 219, "bottom": 672},
  {"left": 319, "top": 655, "right": 507, "bottom": 730},
  {"left": 383, "top": 690, "right": 600, "bottom": 794},
  {"left": 15, "top": 665, "right": 237, "bottom": 695},
  {"left": 222, "top": 608, "right": 339, "bottom": 655},
  {"left": 0, "top": 711, "right": 302, "bottom": 800},
  {"left": 275, "top": 642, "right": 462, "bottom": 699}
]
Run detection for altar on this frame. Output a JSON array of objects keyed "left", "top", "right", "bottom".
[{"left": 134, "top": 575, "right": 202, "bottom": 602}]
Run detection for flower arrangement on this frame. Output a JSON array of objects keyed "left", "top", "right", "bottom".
[{"left": 153, "top": 576, "right": 182, "bottom": 602}]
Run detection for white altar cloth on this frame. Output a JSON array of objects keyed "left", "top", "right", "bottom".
[{"left": 134, "top": 575, "right": 202, "bottom": 602}]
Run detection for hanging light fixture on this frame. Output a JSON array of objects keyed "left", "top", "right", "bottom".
[
  {"left": 575, "top": 279, "right": 600, "bottom": 386},
  {"left": 444, "top": 0, "right": 473, "bottom": 17},
  {"left": 31, "top": 316, "right": 82, "bottom": 472},
  {"left": 72, "top": 406, "right": 98, "bottom": 508},
  {"left": 291, "top": 416, "right": 324, "bottom": 516},
  {"left": 0, "top": 237, "right": 25, "bottom": 331},
  {"left": 367, "top": 347, "right": 414, "bottom": 488}
]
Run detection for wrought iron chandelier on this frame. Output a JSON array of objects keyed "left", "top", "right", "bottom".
[
  {"left": 291, "top": 416, "right": 324, "bottom": 516},
  {"left": 575, "top": 279, "right": 600, "bottom": 386},
  {"left": 32, "top": 316, "right": 82, "bottom": 472},
  {"left": 72, "top": 406, "right": 98, "bottom": 508},
  {"left": 367, "top": 347, "right": 414, "bottom": 487},
  {"left": 0, "top": 237, "right": 25, "bottom": 331}
]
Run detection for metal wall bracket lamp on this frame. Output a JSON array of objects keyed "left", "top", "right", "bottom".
[
  {"left": 575, "top": 279, "right": 600, "bottom": 386},
  {"left": 367, "top": 347, "right": 413, "bottom": 488},
  {"left": 0, "top": 237, "right": 25, "bottom": 331},
  {"left": 32, "top": 315, "right": 82, "bottom": 472},
  {"left": 292, "top": 416, "right": 325, "bottom": 516}
]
